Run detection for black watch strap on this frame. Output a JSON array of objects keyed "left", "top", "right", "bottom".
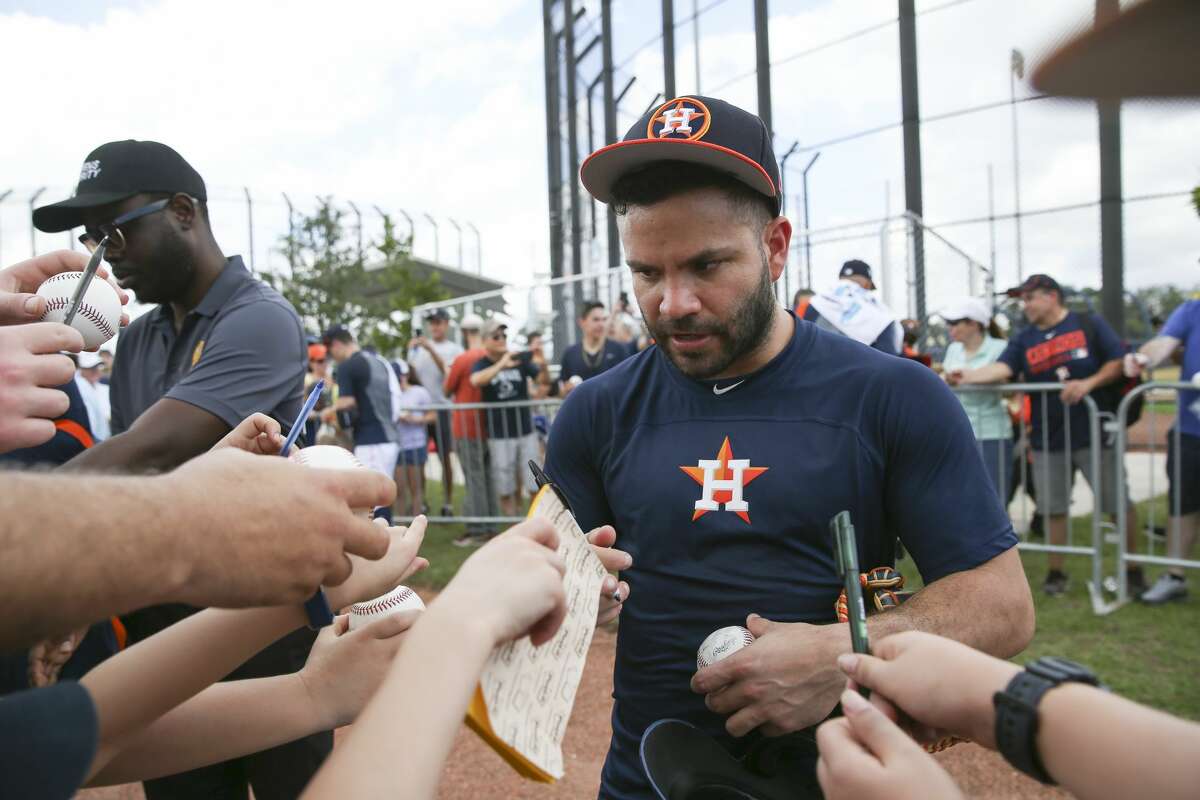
[
  {"left": 303, "top": 588, "right": 335, "bottom": 630},
  {"left": 993, "top": 657, "right": 1101, "bottom": 785}
]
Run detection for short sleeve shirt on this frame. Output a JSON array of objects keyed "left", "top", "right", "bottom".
[
  {"left": 335, "top": 351, "right": 399, "bottom": 446},
  {"left": 471, "top": 356, "right": 541, "bottom": 438},
  {"left": 445, "top": 347, "right": 488, "bottom": 439},
  {"left": 0, "top": 681, "right": 98, "bottom": 800},
  {"left": 543, "top": 315, "right": 1017, "bottom": 800},
  {"left": 942, "top": 337, "right": 1012, "bottom": 440},
  {"left": 396, "top": 385, "right": 432, "bottom": 450},
  {"left": 1162, "top": 300, "right": 1200, "bottom": 438},
  {"left": 409, "top": 339, "right": 463, "bottom": 404},
  {"left": 108, "top": 257, "right": 306, "bottom": 437},
  {"left": 997, "top": 311, "right": 1126, "bottom": 450},
  {"left": 559, "top": 339, "right": 629, "bottom": 384}
]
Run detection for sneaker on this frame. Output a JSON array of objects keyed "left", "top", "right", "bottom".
[
  {"left": 452, "top": 533, "right": 485, "bottom": 548},
  {"left": 1140, "top": 573, "right": 1188, "bottom": 604},
  {"left": 1042, "top": 570, "right": 1069, "bottom": 597},
  {"left": 1126, "top": 566, "right": 1148, "bottom": 596}
]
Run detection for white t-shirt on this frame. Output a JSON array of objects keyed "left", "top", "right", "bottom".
[
  {"left": 396, "top": 385, "right": 432, "bottom": 451},
  {"left": 74, "top": 374, "right": 111, "bottom": 441},
  {"left": 408, "top": 339, "right": 463, "bottom": 404}
]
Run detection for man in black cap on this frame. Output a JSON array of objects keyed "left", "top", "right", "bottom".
[
  {"left": 951, "top": 273, "right": 1142, "bottom": 598},
  {"left": 800, "top": 259, "right": 903, "bottom": 355},
  {"left": 408, "top": 308, "right": 463, "bottom": 516},
  {"left": 34, "top": 140, "right": 321, "bottom": 800},
  {"left": 544, "top": 96, "right": 1032, "bottom": 799}
]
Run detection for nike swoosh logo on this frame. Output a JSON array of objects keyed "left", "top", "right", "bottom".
[{"left": 713, "top": 380, "right": 745, "bottom": 396}]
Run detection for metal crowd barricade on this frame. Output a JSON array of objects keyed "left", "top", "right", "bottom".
[
  {"left": 1114, "top": 380, "right": 1198, "bottom": 606},
  {"left": 392, "top": 397, "right": 565, "bottom": 527},
  {"left": 951, "top": 384, "right": 1109, "bottom": 613}
]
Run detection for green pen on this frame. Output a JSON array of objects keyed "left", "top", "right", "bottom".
[{"left": 831, "top": 511, "right": 871, "bottom": 699}]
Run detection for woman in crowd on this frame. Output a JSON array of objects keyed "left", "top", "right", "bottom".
[{"left": 940, "top": 297, "right": 1012, "bottom": 498}]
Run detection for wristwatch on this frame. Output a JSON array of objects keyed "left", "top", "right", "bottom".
[
  {"left": 303, "top": 588, "right": 335, "bottom": 630},
  {"left": 993, "top": 656, "right": 1103, "bottom": 784}
]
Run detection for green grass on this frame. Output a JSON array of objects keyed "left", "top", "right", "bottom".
[{"left": 411, "top": 486, "right": 1200, "bottom": 721}]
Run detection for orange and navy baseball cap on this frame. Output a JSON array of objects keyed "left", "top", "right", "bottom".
[
  {"left": 1006, "top": 274, "right": 1063, "bottom": 299},
  {"left": 580, "top": 95, "right": 781, "bottom": 215}
]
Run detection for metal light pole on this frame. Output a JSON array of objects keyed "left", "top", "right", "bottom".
[
  {"left": 693, "top": 0, "right": 701, "bottom": 92},
  {"left": 898, "top": 0, "right": 926, "bottom": 321},
  {"left": 987, "top": 164, "right": 997, "bottom": 302},
  {"left": 448, "top": 217, "right": 464, "bottom": 269},
  {"left": 1010, "top": 48, "right": 1025, "bottom": 282},
  {"left": 543, "top": 0, "right": 567, "bottom": 355},
  {"left": 282, "top": 192, "right": 296, "bottom": 272},
  {"left": 347, "top": 201, "right": 364, "bottom": 264},
  {"left": 602, "top": 0, "right": 623, "bottom": 297},
  {"left": 753, "top": 0, "right": 773, "bottom": 138},
  {"left": 423, "top": 213, "right": 440, "bottom": 263},
  {"left": 29, "top": 187, "right": 45, "bottom": 257},
  {"left": 585, "top": 70, "right": 605, "bottom": 237},
  {"left": 466, "top": 221, "right": 482, "bottom": 273},
  {"left": 801, "top": 151, "right": 821, "bottom": 289},
  {"left": 1095, "top": 0, "right": 1125, "bottom": 336},
  {"left": 662, "top": 0, "right": 676, "bottom": 98},
  {"left": 243, "top": 187, "right": 255, "bottom": 273},
  {"left": 778, "top": 140, "right": 800, "bottom": 302}
]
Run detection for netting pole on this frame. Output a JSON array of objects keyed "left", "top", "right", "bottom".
[{"left": 898, "top": 0, "right": 926, "bottom": 321}]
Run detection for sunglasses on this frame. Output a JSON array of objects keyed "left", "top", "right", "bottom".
[{"left": 77, "top": 196, "right": 188, "bottom": 252}]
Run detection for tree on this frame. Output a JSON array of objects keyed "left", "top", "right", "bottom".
[{"left": 266, "top": 197, "right": 448, "bottom": 355}]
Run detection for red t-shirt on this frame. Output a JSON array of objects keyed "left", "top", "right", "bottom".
[{"left": 444, "top": 347, "right": 487, "bottom": 439}]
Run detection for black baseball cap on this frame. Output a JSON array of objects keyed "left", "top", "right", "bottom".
[
  {"left": 33, "top": 140, "right": 207, "bottom": 233},
  {"left": 580, "top": 96, "right": 781, "bottom": 215},
  {"left": 321, "top": 324, "right": 353, "bottom": 345},
  {"left": 838, "top": 259, "right": 875, "bottom": 290},
  {"left": 425, "top": 308, "right": 450, "bottom": 321},
  {"left": 1006, "top": 274, "right": 1063, "bottom": 299}
]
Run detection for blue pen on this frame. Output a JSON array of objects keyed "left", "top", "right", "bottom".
[{"left": 280, "top": 379, "right": 324, "bottom": 457}]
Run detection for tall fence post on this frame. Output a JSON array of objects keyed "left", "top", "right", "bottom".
[
  {"left": 602, "top": 0, "right": 622, "bottom": 284},
  {"left": 467, "top": 221, "right": 482, "bottom": 274},
  {"left": 662, "top": 0, "right": 676, "bottom": 98},
  {"left": 347, "top": 201, "right": 363, "bottom": 265},
  {"left": 282, "top": 192, "right": 296, "bottom": 274},
  {"left": 1096, "top": 0, "right": 1125, "bottom": 337},
  {"left": 28, "top": 187, "right": 45, "bottom": 257},
  {"left": 753, "top": 0, "right": 773, "bottom": 138},
  {"left": 897, "top": 0, "right": 926, "bottom": 322},
  {"left": 243, "top": 187, "right": 255, "bottom": 273},
  {"left": 543, "top": 0, "right": 567, "bottom": 359}
]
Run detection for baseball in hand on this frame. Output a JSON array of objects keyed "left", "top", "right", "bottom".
[
  {"left": 348, "top": 584, "right": 425, "bottom": 631},
  {"left": 295, "top": 445, "right": 374, "bottom": 517},
  {"left": 696, "top": 625, "right": 755, "bottom": 669},
  {"left": 37, "top": 271, "right": 121, "bottom": 349}
]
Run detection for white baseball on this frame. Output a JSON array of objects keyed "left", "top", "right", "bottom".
[
  {"left": 696, "top": 625, "right": 756, "bottom": 670},
  {"left": 37, "top": 271, "right": 121, "bottom": 349},
  {"left": 348, "top": 584, "right": 425, "bottom": 631},
  {"left": 294, "top": 445, "right": 373, "bottom": 517}
]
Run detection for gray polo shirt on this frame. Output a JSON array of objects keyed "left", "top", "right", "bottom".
[{"left": 109, "top": 256, "right": 306, "bottom": 436}]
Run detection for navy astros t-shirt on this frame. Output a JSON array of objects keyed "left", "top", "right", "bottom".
[
  {"left": 472, "top": 356, "right": 542, "bottom": 438},
  {"left": 543, "top": 314, "right": 1017, "bottom": 800},
  {"left": 997, "top": 310, "right": 1125, "bottom": 451}
]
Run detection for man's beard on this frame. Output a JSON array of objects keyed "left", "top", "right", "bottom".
[
  {"left": 129, "top": 230, "right": 196, "bottom": 306},
  {"left": 644, "top": 254, "right": 778, "bottom": 380}
]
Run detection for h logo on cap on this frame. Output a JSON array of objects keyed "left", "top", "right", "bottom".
[
  {"left": 79, "top": 160, "right": 101, "bottom": 181},
  {"left": 649, "top": 97, "right": 712, "bottom": 141}
]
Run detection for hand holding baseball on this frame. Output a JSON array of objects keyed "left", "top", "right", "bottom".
[
  {"left": 0, "top": 250, "right": 128, "bottom": 327},
  {"left": 692, "top": 614, "right": 849, "bottom": 738},
  {"left": 816, "top": 690, "right": 964, "bottom": 800},
  {"left": 835, "top": 631, "right": 1019, "bottom": 749},
  {"left": 0, "top": 322, "right": 85, "bottom": 453},
  {"left": 162, "top": 448, "right": 396, "bottom": 609},
  {"left": 437, "top": 518, "right": 567, "bottom": 648},
  {"left": 324, "top": 516, "right": 429, "bottom": 611},
  {"left": 299, "top": 613, "right": 419, "bottom": 730}
]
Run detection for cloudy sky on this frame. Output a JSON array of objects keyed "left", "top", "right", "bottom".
[{"left": 0, "top": 0, "right": 1195, "bottom": 327}]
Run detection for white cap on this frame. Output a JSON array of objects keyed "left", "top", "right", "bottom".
[
  {"left": 77, "top": 351, "right": 103, "bottom": 369},
  {"left": 937, "top": 297, "right": 992, "bottom": 326},
  {"left": 460, "top": 312, "right": 484, "bottom": 331}
]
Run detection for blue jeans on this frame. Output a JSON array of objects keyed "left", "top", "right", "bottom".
[{"left": 978, "top": 438, "right": 1014, "bottom": 502}]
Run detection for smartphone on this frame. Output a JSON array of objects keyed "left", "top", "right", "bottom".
[
  {"left": 412, "top": 327, "right": 422, "bottom": 338},
  {"left": 831, "top": 511, "right": 871, "bottom": 698},
  {"left": 515, "top": 350, "right": 535, "bottom": 364}
]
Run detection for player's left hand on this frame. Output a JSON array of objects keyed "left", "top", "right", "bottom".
[
  {"left": 691, "top": 613, "right": 848, "bottom": 737},
  {"left": 299, "top": 612, "right": 419, "bottom": 730},
  {"left": 324, "top": 516, "right": 429, "bottom": 611},
  {"left": 816, "top": 689, "right": 964, "bottom": 800},
  {"left": 586, "top": 524, "right": 631, "bottom": 626},
  {"left": 1059, "top": 379, "right": 1091, "bottom": 405},
  {"left": 211, "top": 413, "right": 288, "bottom": 456}
]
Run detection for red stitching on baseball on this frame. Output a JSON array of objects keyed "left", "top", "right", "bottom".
[
  {"left": 44, "top": 297, "right": 115, "bottom": 340},
  {"left": 351, "top": 587, "right": 418, "bottom": 616}
]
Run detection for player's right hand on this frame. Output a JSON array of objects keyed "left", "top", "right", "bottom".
[
  {"left": 439, "top": 518, "right": 567, "bottom": 647},
  {"left": 0, "top": 322, "right": 85, "bottom": 453},
  {"left": 163, "top": 449, "right": 396, "bottom": 609},
  {"left": 835, "top": 631, "right": 1020, "bottom": 749}
]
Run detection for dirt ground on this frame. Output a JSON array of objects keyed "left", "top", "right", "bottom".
[{"left": 78, "top": 623, "right": 1064, "bottom": 800}]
